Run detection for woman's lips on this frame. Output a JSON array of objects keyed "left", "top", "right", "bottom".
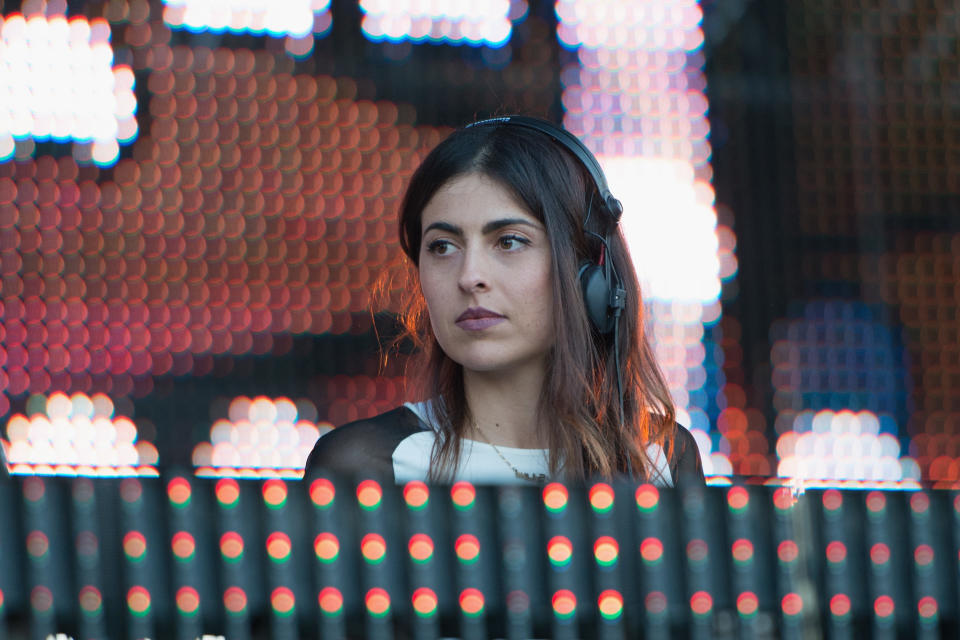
[{"left": 456, "top": 307, "right": 505, "bottom": 331}]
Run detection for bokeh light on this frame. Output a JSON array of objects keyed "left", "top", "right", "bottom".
[{"left": 359, "top": 0, "right": 526, "bottom": 47}]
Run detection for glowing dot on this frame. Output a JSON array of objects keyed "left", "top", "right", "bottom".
[
  {"left": 830, "top": 594, "right": 851, "bottom": 617},
  {"left": 412, "top": 587, "right": 438, "bottom": 617},
  {"left": 826, "top": 541, "right": 847, "bottom": 564},
  {"left": 356, "top": 479, "right": 382, "bottom": 510},
  {"left": 266, "top": 532, "right": 292, "bottom": 562},
  {"left": 731, "top": 539, "right": 753, "bottom": 564},
  {"left": 782, "top": 593, "right": 803, "bottom": 617},
  {"left": 314, "top": 532, "right": 339, "bottom": 562},
  {"left": 31, "top": 586, "right": 53, "bottom": 613},
  {"left": 772, "top": 488, "right": 796, "bottom": 511},
  {"left": 459, "top": 588, "right": 484, "bottom": 617},
  {"left": 176, "top": 587, "right": 200, "bottom": 616},
  {"left": 408, "top": 533, "right": 434, "bottom": 563},
  {"left": 365, "top": 587, "right": 390, "bottom": 618},
  {"left": 593, "top": 536, "right": 619, "bottom": 567},
  {"left": 918, "top": 596, "right": 938, "bottom": 620},
  {"left": 635, "top": 484, "right": 659, "bottom": 512},
  {"left": 455, "top": 534, "right": 480, "bottom": 564},
  {"left": 874, "top": 595, "right": 894, "bottom": 618},
  {"left": 910, "top": 492, "right": 930, "bottom": 514},
  {"left": 552, "top": 589, "right": 576, "bottom": 619},
  {"left": 171, "top": 531, "right": 196, "bottom": 561},
  {"left": 736, "top": 592, "right": 758, "bottom": 617},
  {"left": 167, "top": 477, "right": 192, "bottom": 507},
  {"left": 318, "top": 587, "right": 343, "bottom": 615},
  {"left": 870, "top": 543, "right": 891, "bottom": 566},
  {"left": 589, "top": 483, "right": 615, "bottom": 513},
  {"left": 310, "top": 478, "right": 335, "bottom": 508},
  {"left": 547, "top": 536, "right": 573, "bottom": 567},
  {"left": 726, "top": 486, "right": 749, "bottom": 512},
  {"left": 403, "top": 480, "right": 429, "bottom": 509},
  {"left": 543, "top": 482, "right": 568, "bottom": 513},
  {"left": 271, "top": 587, "right": 295, "bottom": 616},
  {"left": 361, "top": 533, "right": 387, "bottom": 564},
  {"left": 123, "top": 531, "right": 147, "bottom": 562},
  {"left": 777, "top": 540, "right": 799, "bottom": 564},
  {"left": 866, "top": 491, "right": 886, "bottom": 513},
  {"left": 220, "top": 532, "right": 244, "bottom": 561},
  {"left": 451, "top": 481, "right": 476, "bottom": 510},
  {"left": 822, "top": 489, "right": 843, "bottom": 511},
  {"left": 262, "top": 479, "right": 288, "bottom": 508},
  {"left": 127, "top": 586, "right": 151, "bottom": 616},
  {"left": 914, "top": 544, "right": 934, "bottom": 567},
  {"left": 216, "top": 478, "right": 240, "bottom": 507},
  {"left": 640, "top": 537, "right": 663, "bottom": 563},
  {"left": 597, "top": 589, "right": 623, "bottom": 620},
  {"left": 26, "top": 531, "right": 50, "bottom": 559},
  {"left": 223, "top": 587, "right": 247, "bottom": 614},
  {"left": 78, "top": 586, "right": 103, "bottom": 614},
  {"left": 690, "top": 591, "right": 712, "bottom": 616}
]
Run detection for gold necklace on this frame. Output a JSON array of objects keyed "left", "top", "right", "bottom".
[{"left": 471, "top": 421, "right": 546, "bottom": 484}]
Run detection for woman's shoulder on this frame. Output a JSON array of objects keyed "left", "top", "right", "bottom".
[
  {"left": 666, "top": 421, "right": 706, "bottom": 488},
  {"left": 304, "top": 405, "right": 430, "bottom": 479}
]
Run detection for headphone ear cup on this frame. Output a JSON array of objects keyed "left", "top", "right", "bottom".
[{"left": 579, "top": 262, "right": 613, "bottom": 333}]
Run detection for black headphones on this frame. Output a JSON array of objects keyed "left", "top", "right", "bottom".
[{"left": 465, "top": 116, "right": 626, "bottom": 334}]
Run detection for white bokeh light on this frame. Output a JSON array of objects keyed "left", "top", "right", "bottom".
[
  {"left": 163, "top": 0, "right": 331, "bottom": 39},
  {"left": 359, "top": 0, "right": 522, "bottom": 47}
]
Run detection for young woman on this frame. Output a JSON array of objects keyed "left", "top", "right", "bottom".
[{"left": 305, "top": 116, "right": 704, "bottom": 487}]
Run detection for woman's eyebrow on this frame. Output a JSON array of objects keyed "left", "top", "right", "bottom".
[
  {"left": 422, "top": 218, "right": 541, "bottom": 237},
  {"left": 422, "top": 221, "right": 462, "bottom": 236}
]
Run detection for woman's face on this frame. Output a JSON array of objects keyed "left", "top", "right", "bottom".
[{"left": 418, "top": 173, "right": 555, "bottom": 378}]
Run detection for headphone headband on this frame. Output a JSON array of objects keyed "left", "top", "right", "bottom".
[{"left": 464, "top": 116, "right": 623, "bottom": 223}]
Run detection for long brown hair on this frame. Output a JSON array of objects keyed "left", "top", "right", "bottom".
[{"left": 396, "top": 120, "right": 676, "bottom": 482}]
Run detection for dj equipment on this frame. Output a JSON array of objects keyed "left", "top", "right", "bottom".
[
  {"left": 464, "top": 116, "right": 625, "bottom": 335},
  {"left": 0, "top": 475, "right": 956, "bottom": 640}
]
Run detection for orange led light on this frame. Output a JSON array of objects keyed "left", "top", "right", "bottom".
[
  {"left": 552, "top": 589, "right": 576, "bottom": 618},
  {"left": 593, "top": 536, "right": 619, "bottom": 566},
  {"left": 408, "top": 533, "right": 434, "bottom": 563},
  {"left": 459, "top": 588, "right": 484, "bottom": 616},
  {"left": 451, "top": 481, "right": 476, "bottom": 509},
  {"left": 266, "top": 532, "right": 292, "bottom": 562},
  {"left": 411, "top": 587, "right": 438, "bottom": 617},
  {"left": 310, "top": 478, "right": 335, "bottom": 507},
  {"left": 403, "top": 481, "right": 429, "bottom": 509},
  {"left": 635, "top": 484, "right": 659, "bottom": 512},
  {"left": 542, "top": 482, "right": 568, "bottom": 512},
  {"left": 588, "top": 483, "right": 614, "bottom": 513},
  {"left": 361, "top": 533, "right": 387, "bottom": 564},
  {"left": 262, "top": 479, "right": 288, "bottom": 508},
  {"left": 357, "top": 480, "right": 382, "bottom": 510},
  {"left": 455, "top": 534, "right": 480, "bottom": 563},
  {"left": 176, "top": 587, "right": 200, "bottom": 616},
  {"left": 314, "top": 532, "right": 339, "bottom": 562},
  {"left": 171, "top": 531, "right": 196, "bottom": 560},
  {"left": 365, "top": 587, "right": 390, "bottom": 617},
  {"left": 318, "top": 587, "right": 343, "bottom": 615},
  {"left": 547, "top": 536, "right": 573, "bottom": 566}
]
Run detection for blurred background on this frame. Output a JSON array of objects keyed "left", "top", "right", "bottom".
[{"left": 0, "top": 0, "right": 956, "bottom": 486}]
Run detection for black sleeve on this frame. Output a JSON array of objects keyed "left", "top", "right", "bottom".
[
  {"left": 304, "top": 407, "right": 428, "bottom": 482},
  {"left": 669, "top": 423, "right": 706, "bottom": 488}
]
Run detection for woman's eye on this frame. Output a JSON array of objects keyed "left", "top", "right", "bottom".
[
  {"left": 498, "top": 235, "right": 528, "bottom": 250},
  {"left": 426, "top": 239, "right": 453, "bottom": 255}
]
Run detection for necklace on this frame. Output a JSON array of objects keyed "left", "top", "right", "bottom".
[{"left": 471, "top": 421, "right": 546, "bottom": 484}]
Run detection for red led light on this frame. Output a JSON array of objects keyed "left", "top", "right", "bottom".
[
  {"left": 870, "top": 542, "right": 890, "bottom": 565},
  {"left": 356, "top": 479, "right": 382, "bottom": 510},
  {"left": 171, "top": 531, "right": 196, "bottom": 560},
  {"left": 830, "top": 594, "right": 851, "bottom": 617},
  {"left": 365, "top": 587, "right": 390, "bottom": 617},
  {"left": 782, "top": 593, "right": 803, "bottom": 616},
  {"left": 772, "top": 488, "right": 796, "bottom": 511},
  {"left": 215, "top": 478, "right": 240, "bottom": 507},
  {"left": 318, "top": 587, "right": 343, "bottom": 615},
  {"left": 314, "top": 532, "right": 339, "bottom": 562},
  {"left": 640, "top": 537, "right": 664, "bottom": 563},
  {"left": 262, "top": 479, "right": 288, "bottom": 508},
  {"left": 645, "top": 591, "right": 667, "bottom": 614},
  {"left": 361, "top": 533, "right": 387, "bottom": 564},
  {"left": 547, "top": 536, "right": 573, "bottom": 566},
  {"left": 635, "top": 484, "right": 659, "bottom": 511},
  {"left": 127, "top": 586, "right": 151, "bottom": 616},
  {"left": 874, "top": 595, "right": 894, "bottom": 618},
  {"left": 78, "top": 586, "right": 102, "bottom": 613},
  {"left": 825, "top": 541, "right": 846, "bottom": 564},
  {"left": 167, "top": 477, "right": 192, "bottom": 506},
  {"left": 777, "top": 540, "right": 799, "bottom": 564},
  {"left": 408, "top": 533, "right": 434, "bottom": 563},
  {"left": 266, "top": 532, "right": 292, "bottom": 562},
  {"left": 123, "top": 531, "right": 147, "bottom": 561},
  {"left": 411, "top": 587, "right": 438, "bottom": 617},
  {"left": 726, "top": 486, "right": 749, "bottom": 511},
  {"left": 736, "top": 592, "right": 758, "bottom": 616},
  {"left": 589, "top": 483, "right": 615, "bottom": 512},
  {"left": 271, "top": 587, "right": 295, "bottom": 616},
  {"left": 597, "top": 590, "right": 623, "bottom": 619},
  {"left": 455, "top": 534, "right": 480, "bottom": 563},
  {"left": 866, "top": 491, "right": 886, "bottom": 513},
  {"left": 459, "top": 588, "right": 484, "bottom": 616},
  {"left": 403, "top": 481, "right": 429, "bottom": 509},
  {"left": 26, "top": 531, "right": 49, "bottom": 559},
  {"left": 220, "top": 532, "right": 244, "bottom": 560},
  {"left": 731, "top": 538, "right": 753, "bottom": 563},
  {"left": 31, "top": 586, "right": 53, "bottom": 613},
  {"left": 918, "top": 596, "right": 938, "bottom": 619},
  {"left": 176, "top": 587, "right": 200, "bottom": 616},
  {"left": 910, "top": 492, "right": 930, "bottom": 514},
  {"left": 552, "top": 589, "right": 576, "bottom": 618},
  {"left": 451, "top": 481, "right": 476, "bottom": 509},
  {"left": 687, "top": 539, "right": 708, "bottom": 563},
  {"left": 223, "top": 587, "right": 247, "bottom": 614},
  {"left": 543, "top": 482, "right": 568, "bottom": 512},
  {"left": 914, "top": 544, "right": 934, "bottom": 566},
  {"left": 690, "top": 591, "right": 712, "bottom": 615},
  {"left": 593, "top": 536, "right": 619, "bottom": 566}
]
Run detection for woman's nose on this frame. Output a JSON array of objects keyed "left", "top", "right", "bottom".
[{"left": 457, "top": 246, "right": 488, "bottom": 292}]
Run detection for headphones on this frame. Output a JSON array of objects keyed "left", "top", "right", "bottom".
[{"left": 465, "top": 116, "right": 626, "bottom": 334}]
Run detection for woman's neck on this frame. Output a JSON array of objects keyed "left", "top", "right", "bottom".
[{"left": 462, "top": 365, "right": 546, "bottom": 449}]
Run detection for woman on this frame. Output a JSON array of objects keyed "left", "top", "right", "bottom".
[{"left": 305, "top": 116, "right": 704, "bottom": 487}]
